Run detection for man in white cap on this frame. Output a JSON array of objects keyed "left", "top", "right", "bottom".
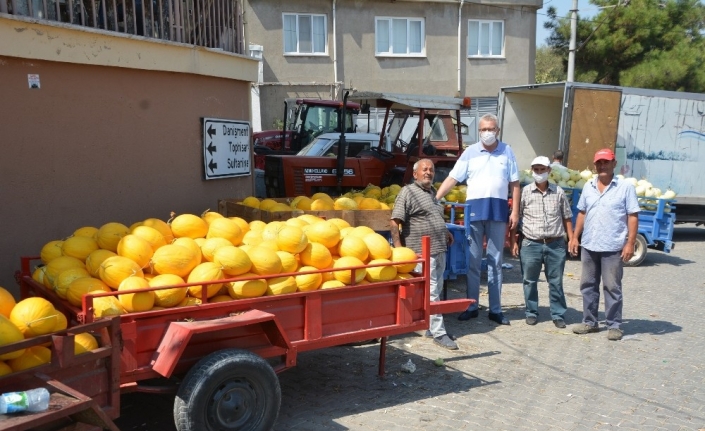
[{"left": 511, "top": 156, "right": 574, "bottom": 328}]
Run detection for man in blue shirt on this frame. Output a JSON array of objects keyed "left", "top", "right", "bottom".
[
  {"left": 436, "top": 114, "right": 520, "bottom": 326},
  {"left": 568, "top": 148, "right": 640, "bottom": 341}
]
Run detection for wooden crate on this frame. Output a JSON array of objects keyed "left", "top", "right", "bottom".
[
  {"left": 353, "top": 209, "right": 392, "bottom": 231},
  {"left": 218, "top": 198, "right": 357, "bottom": 225}
]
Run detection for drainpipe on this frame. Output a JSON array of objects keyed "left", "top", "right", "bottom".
[
  {"left": 457, "top": 0, "right": 464, "bottom": 97},
  {"left": 332, "top": 0, "right": 339, "bottom": 99}
]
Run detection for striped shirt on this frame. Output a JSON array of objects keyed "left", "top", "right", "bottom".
[
  {"left": 519, "top": 183, "right": 573, "bottom": 240},
  {"left": 578, "top": 177, "right": 640, "bottom": 252},
  {"left": 448, "top": 141, "right": 520, "bottom": 222},
  {"left": 391, "top": 181, "right": 449, "bottom": 255}
]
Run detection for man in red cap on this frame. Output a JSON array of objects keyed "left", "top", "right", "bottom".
[{"left": 568, "top": 148, "right": 640, "bottom": 341}]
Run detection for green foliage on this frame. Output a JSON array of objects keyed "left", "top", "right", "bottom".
[
  {"left": 545, "top": 0, "right": 705, "bottom": 92},
  {"left": 535, "top": 46, "right": 566, "bottom": 83},
  {"left": 271, "top": 118, "right": 285, "bottom": 130}
]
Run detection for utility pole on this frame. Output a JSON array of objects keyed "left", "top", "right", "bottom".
[{"left": 567, "top": 0, "right": 578, "bottom": 82}]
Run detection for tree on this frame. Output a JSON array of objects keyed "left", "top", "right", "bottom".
[
  {"left": 535, "top": 46, "right": 566, "bottom": 83},
  {"left": 545, "top": 0, "right": 705, "bottom": 92}
]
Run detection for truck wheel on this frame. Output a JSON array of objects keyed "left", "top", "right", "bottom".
[
  {"left": 174, "top": 349, "right": 281, "bottom": 431},
  {"left": 624, "top": 234, "right": 647, "bottom": 267}
]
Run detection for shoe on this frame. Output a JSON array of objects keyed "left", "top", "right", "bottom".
[
  {"left": 607, "top": 328, "right": 623, "bottom": 341},
  {"left": 525, "top": 316, "right": 538, "bottom": 325},
  {"left": 433, "top": 334, "right": 459, "bottom": 350},
  {"left": 424, "top": 330, "right": 433, "bottom": 338},
  {"left": 488, "top": 312, "right": 510, "bottom": 325},
  {"left": 572, "top": 323, "right": 599, "bottom": 334},
  {"left": 458, "top": 309, "right": 479, "bottom": 321},
  {"left": 553, "top": 319, "right": 566, "bottom": 329}
]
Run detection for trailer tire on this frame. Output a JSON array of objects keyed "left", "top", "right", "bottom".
[
  {"left": 174, "top": 348, "right": 281, "bottom": 431},
  {"left": 624, "top": 234, "right": 647, "bottom": 267}
]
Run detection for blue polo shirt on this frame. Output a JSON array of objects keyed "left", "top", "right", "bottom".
[
  {"left": 448, "top": 141, "right": 519, "bottom": 222},
  {"left": 578, "top": 177, "right": 640, "bottom": 252}
]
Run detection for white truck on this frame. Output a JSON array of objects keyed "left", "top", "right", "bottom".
[{"left": 497, "top": 82, "right": 705, "bottom": 225}]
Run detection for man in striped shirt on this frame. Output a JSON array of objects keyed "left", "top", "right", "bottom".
[{"left": 510, "top": 156, "right": 573, "bottom": 328}]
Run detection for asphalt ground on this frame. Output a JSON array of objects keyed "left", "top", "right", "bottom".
[{"left": 115, "top": 225, "right": 705, "bottom": 431}]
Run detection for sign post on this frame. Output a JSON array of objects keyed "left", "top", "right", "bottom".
[{"left": 202, "top": 118, "right": 251, "bottom": 180}]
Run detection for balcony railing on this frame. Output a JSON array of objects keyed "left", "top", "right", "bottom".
[{"left": 1, "top": 0, "right": 244, "bottom": 54}]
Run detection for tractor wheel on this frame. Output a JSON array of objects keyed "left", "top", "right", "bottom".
[
  {"left": 174, "top": 349, "right": 281, "bottom": 431},
  {"left": 624, "top": 234, "right": 647, "bottom": 267}
]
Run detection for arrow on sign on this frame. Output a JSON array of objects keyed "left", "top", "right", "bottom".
[
  {"left": 207, "top": 124, "right": 216, "bottom": 139},
  {"left": 208, "top": 159, "right": 218, "bottom": 173},
  {"left": 207, "top": 142, "right": 217, "bottom": 156}
]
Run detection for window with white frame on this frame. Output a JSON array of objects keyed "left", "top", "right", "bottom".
[
  {"left": 375, "top": 17, "right": 425, "bottom": 56},
  {"left": 468, "top": 20, "right": 504, "bottom": 57},
  {"left": 283, "top": 13, "right": 327, "bottom": 55}
]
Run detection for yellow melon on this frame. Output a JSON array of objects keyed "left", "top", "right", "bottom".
[
  {"left": 339, "top": 226, "right": 354, "bottom": 239},
  {"left": 149, "top": 274, "right": 188, "bottom": 308},
  {"left": 92, "top": 292, "right": 125, "bottom": 318},
  {"left": 0, "top": 361, "right": 12, "bottom": 376},
  {"left": 172, "top": 237, "right": 203, "bottom": 267},
  {"left": 213, "top": 246, "right": 252, "bottom": 276},
  {"left": 74, "top": 333, "right": 99, "bottom": 355},
  {"left": 73, "top": 226, "right": 99, "bottom": 238},
  {"left": 142, "top": 218, "right": 175, "bottom": 243},
  {"left": 0, "top": 287, "right": 16, "bottom": 319},
  {"left": 95, "top": 222, "right": 131, "bottom": 252},
  {"left": 242, "top": 196, "right": 260, "bottom": 208},
  {"left": 228, "top": 217, "right": 250, "bottom": 235},
  {"left": 296, "top": 266, "right": 322, "bottom": 292},
  {"left": 304, "top": 222, "right": 341, "bottom": 248},
  {"left": 320, "top": 280, "right": 345, "bottom": 289},
  {"left": 193, "top": 238, "right": 207, "bottom": 247},
  {"left": 40, "top": 240, "right": 64, "bottom": 264},
  {"left": 311, "top": 192, "right": 334, "bottom": 203},
  {"left": 258, "top": 199, "right": 279, "bottom": 211},
  {"left": 261, "top": 222, "right": 286, "bottom": 241},
  {"left": 210, "top": 295, "right": 234, "bottom": 303},
  {"left": 246, "top": 247, "right": 283, "bottom": 275},
  {"left": 52, "top": 310, "right": 67, "bottom": 331},
  {"left": 150, "top": 244, "right": 199, "bottom": 278},
  {"left": 296, "top": 197, "right": 314, "bottom": 210},
  {"left": 129, "top": 221, "right": 143, "bottom": 231},
  {"left": 241, "top": 230, "right": 264, "bottom": 246},
  {"left": 363, "top": 233, "right": 392, "bottom": 260},
  {"left": 226, "top": 274, "right": 267, "bottom": 299},
  {"left": 334, "top": 198, "right": 358, "bottom": 210},
  {"left": 85, "top": 249, "right": 117, "bottom": 278},
  {"left": 117, "top": 235, "right": 154, "bottom": 269},
  {"left": 200, "top": 237, "right": 233, "bottom": 262},
  {"left": 310, "top": 198, "right": 334, "bottom": 211},
  {"left": 328, "top": 218, "right": 351, "bottom": 230},
  {"left": 248, "top": 220, "right": 267, "bottom": 232},
  {"left": 365, "top": 259, "right": 397, "bottom": 282},
  {"left": 0, "top": 315, "right": 25, "bottom": 360},
  {"left": 396, "top": 273, "right": 414, "bottom": 280},
  {"left": 289, "top": 195, "right": 307, "bottom": 209},
  {"left": 207, "top": 218, "right": 244, "bottom": 246},
  {"left": 338, "top": 236, "right": 369, "bottom": 262},
  {"left": 55, "top": 267, "right": 91, "bottom": 299},
  {"left": 201, "top": 210, "right": 224, "bottom": 225},
  {"left": 349, "top": 226, "right": 376, "bottom": 238},
  {"left": 10, "top": 297, "right": 57, "bottom": 338},
  {"left": 118, "top": 277, "right": 155, "bottom": 312},
  {"left": 272, "top": 226, "right": 305, "bottom": 254},
  {"left": 187, "top": 262, "right": 224, "bottom": 299},
  {"left": 258, "top": 240, "right": 279, "bottom": 251},
  {"left": 300, "top": 242, "right": 333, "bottom": 269},
  {"left": 275, "top": 251, "right": 299, "bottom": 273},
  {"left": 333, "top": 256, "right": 367, "bottom": 285},
  {"left": 32, "top": 266, "right": 47, "bottom": 286},
  {"left": 285, "top": 218, "right": 309, "bottom": 228},
  {"left": 266, "top": 276, "right": 297, "bottom": 296},
  {"left": 270, "top": 203, "right": 293, "bottom": 212},
  {"left": 391, "top": 247, "right": 418, "bottom": 273},
  {"left": 44, "top": 256, "right": 85, "bottom": 289},
  {"left": 99, "top": 256, "right": 144, "bottom": 288},
  {"left": 8, "top": 346, "right": 51, "bottom": 372},
  {"left": 61, "top": 236, "right": 99, "bottom": 262},
  {"left": 131, "top": 225, "right": 167, "bottom": 252},
  {"left": 238, "top": 244, "right": 254, "bottom": 254},
  {"left": 177, "top": 297, "right": 202, "bottom": 307},
  {"left": 170, "top": 214, "right": 209, "bottom": 239},
  {"left": 67, "top": 277, "right": 111, "bottom": 307}
]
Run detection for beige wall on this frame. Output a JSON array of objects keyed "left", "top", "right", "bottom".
[
  {"left": 0, "top": 16, "right": 259, "bottom": 295},
  {"left": 245, "top": 0, "right": 541, "bottom": 128}
]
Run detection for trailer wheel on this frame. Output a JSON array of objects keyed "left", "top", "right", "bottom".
[
  {"left": 624, "top": 234, "right": 647, "bottom": 267},
  {"left": 174, "top": 349, "right": 281, "bottom": 431}
]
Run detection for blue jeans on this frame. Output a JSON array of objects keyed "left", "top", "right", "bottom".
[
  {"left": 519, "top": 238, "right": 568, "bottom": 320},
  {"left": 580, "top": 249, "right": 623, "bottom": 329},
  {"left": 466, "top": 220, "right": 506, "bottom": 314}
]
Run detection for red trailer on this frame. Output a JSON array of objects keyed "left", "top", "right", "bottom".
[{"left": 1, "top": 237, "right": 472, "bottom": 431}]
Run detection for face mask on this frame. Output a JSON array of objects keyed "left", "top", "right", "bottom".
[
  {"left": 480, "top": 131, "right": 496, "bottom": 145},
  {"left": 532, "top": 171, "right": 549, "bottom": 183}
]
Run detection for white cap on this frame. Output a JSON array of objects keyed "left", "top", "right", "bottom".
[{"left": 531, "top": 156, "right": 551, "bottom": 167}]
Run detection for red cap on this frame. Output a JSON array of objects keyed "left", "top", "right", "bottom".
[{"left": 593, "top": 148, "right": 615, "bottom": 163}]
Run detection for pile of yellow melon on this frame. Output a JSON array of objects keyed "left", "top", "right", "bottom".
[
  {"left": 32, "top": 211, "right": 420, "bottom": 319},
  {"left": 241, "top": 184, "right": 402, "bottom": 212},
  {"left": 0, "top": 286, "right": 99, "bottom": 377}
]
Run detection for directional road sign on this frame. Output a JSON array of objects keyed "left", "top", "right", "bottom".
[{"left": 202, "top": 118, "right": 251, "bottom": 180}]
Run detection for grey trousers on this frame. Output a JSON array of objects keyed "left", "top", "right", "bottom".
[
  {"left": 416, "top": 252, "right": 447, "bottom": 338},
  {"left": 580, "top": 248, "right": 623, "bottom": 329}
]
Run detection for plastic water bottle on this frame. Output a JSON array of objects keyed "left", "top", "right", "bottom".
[{"left": 0, "top": 388, "right": 50, "bottom": 414}]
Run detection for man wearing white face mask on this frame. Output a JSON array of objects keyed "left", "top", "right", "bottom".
[
  {"left": 436, "top": 114, "right": 520, "bottom": 326},
  {"left": 510, "top": 156, "right": 573, "bottom": 327}
]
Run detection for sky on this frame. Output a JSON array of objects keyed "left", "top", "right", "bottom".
[{"left": 536, "top": 0, "right": 600, "bottom": 46}]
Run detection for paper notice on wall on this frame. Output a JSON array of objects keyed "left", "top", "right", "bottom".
[{"left": 28, "top": 74, "right": 40, "bottom": 89}]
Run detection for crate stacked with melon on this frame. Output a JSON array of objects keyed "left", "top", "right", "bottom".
[
  {"left": 220, "top": 184, "right": 402, "bottom": 231},
  {"left": 0, "top": 286, "right": 99, "bottom": 377},
  {"left": 24, "top": 211, "right": 420, "bottom": 325}
]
